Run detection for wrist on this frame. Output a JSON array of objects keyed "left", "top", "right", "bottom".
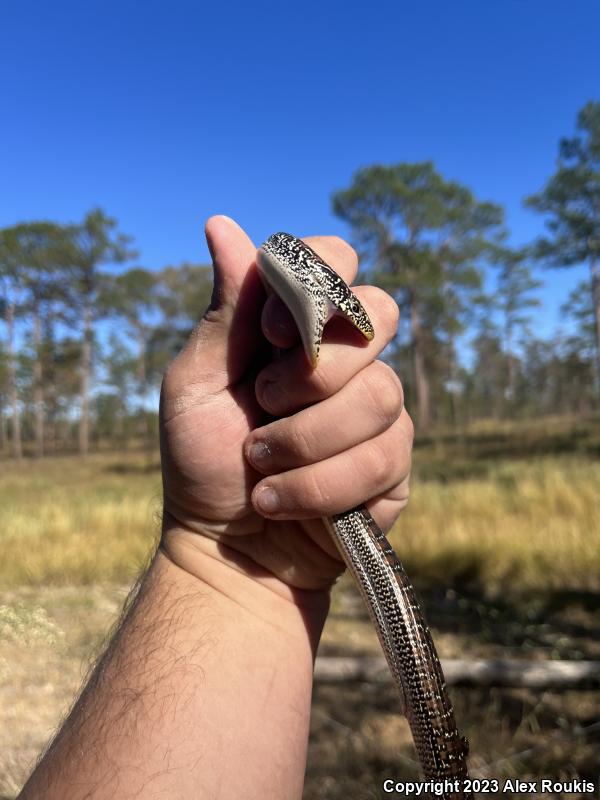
[{"left": 160, "top": 519, "right": 331, "bottom": 656}]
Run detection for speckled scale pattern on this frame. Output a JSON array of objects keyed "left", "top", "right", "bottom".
[
  {"left": 261, "top": 232, "right": 374, "bottom": 362},
  {"left": 260, "top": 231, "right": 471, "bottom": 797},
  {"left": 328, "top": 509, "right": 472, "bottom": 799}
]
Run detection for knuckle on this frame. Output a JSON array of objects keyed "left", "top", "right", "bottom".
[
  {"left": 379, "top": 292, "right": 400, "bottom": 340},
  {"left": 375, "top": 441, "right": 395, "bottom": 485},
  {"left": 286, "top": 416, "right": 315, "bottom": 461},
  {"left": 298, "top": 468, "right": 331, "bottom": 511},
  {"left": 401, "top": 480, "right": 411, "bottom": 504},
  {"left": 362, "top": 362, "right": 404, "bottom": 424},
  {"left": 308, "top": 365, "right": 333, "bottom": 399},
  {"left": 359, "top": 439, "right": 394, "bottom": 488},
  {"left": 329, "top": 236, "right": 358, "bottom": 267},
  {"left": 394, "top": 476, "right": 412, "bottom": 510},
  {"left": 403, "top": 409, "right": 415, "bottom": 444},
  {"left": 369, "top": 288, "right": 400, "bottom": 340}
]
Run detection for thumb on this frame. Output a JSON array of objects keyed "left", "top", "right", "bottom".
[
  {"left": 175, "top": 215, "right": 266, "bottom": 389},
  {"left": 205, "top": 214, "right": 258, "bottom": 317}
]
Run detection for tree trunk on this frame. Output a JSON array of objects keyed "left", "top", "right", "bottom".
[
  {"left": 314, "top": 655, "right": 600, "bottom": 689},
  {"left": 33, "top": 308, "right": 44, "bottom": 457},
  {"left": 137, "top": 329, "right": 147, "bottom": 389},
  {"left": 6, "top": 302, "right": 22, "bottom": 460},
  {"left": 590, "top": 255, "right": 600, "bottom": 398},
  {"left": 505, "top": 321, "right": 516, "bottom": 413},
  {"left": 409, "top": 290, "right": 431, "bottom": 429},
  {"left": 43, "top": 314, "right": 57, "bottom": 454},
  {"left": 46, "top": 391, "right": 57, "bottom": 453},
  {"left": 0, "top": 400, "right": 5, "bottom": 455},
  {"left": 447, "top": 336, "right": 458, "bottom": 427},
  {"left": 137, "top": 330, "right": 152, "bottom": 448},
  {"left": 507, "top": 355, "right": 516, "bottom": 403},
  {"left": 115, "top": 406, "right": 125, "bottom": 447},
  {"left": 79, "top": 303, "right": 92, "bottom": 457}
]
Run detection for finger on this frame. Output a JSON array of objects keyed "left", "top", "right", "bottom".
[
  {"left": 367, "top": 409, "right": 414, "bottom": 530},
  {"left": 245, "top": 360, "right": 403, "bottom": 474},
  {"left": 205, "top": 215, "right": 258, "bottom": 316},
  {"left": 260, "top": 235, "right": 359, "bottom": 349},
  {"left": 256, "top": 285, "right": 399, "bottom": 415},
  {"left": 161, "top": 216, "right": 262, "bottom": 417},
  {"left": 260, "top": 294, "right": 297, "bottom": 349},
  {"left": 250, "top": 413, "right": 411, "bottom": 520},
  {"left": 367, "top": 472, "right": 412, "bottom": 532}
]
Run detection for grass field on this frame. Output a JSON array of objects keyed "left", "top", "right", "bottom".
[
  {"left": 2, "top": 417, "right": 599, "bottom": 591},
  {"left": 1, "top": 417, "right": 599, "bottom": 798}
]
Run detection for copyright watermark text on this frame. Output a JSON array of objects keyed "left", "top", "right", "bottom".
[{"left": 382, "top": 777, "right": 596, "bottom": 795}]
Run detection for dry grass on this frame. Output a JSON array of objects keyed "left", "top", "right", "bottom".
[
  {"left": 0, "top": 453, "right": 162, "bottom": 587},
  {"left": 394, "top": 457, "right": 600, "bottom": 591},
  {"left": 1, "top": 424, "right": 599, "bottom": 591},
  {"left": 1, "top": 420, "right": 600, "bottom": 797},
  {"left": 0, "top": 585, "right": 127, "bottom": 799},
  {"left": 1, "top": 583, "right": 598, "bottom": 800}
]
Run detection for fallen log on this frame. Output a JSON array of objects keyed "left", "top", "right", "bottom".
[{"left": 314, "top": 656, "right": 600, "bottom": 689}]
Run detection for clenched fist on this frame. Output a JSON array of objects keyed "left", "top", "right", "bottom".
[{"left": 160, "top": 215, "right": 413, "bottom": 594}]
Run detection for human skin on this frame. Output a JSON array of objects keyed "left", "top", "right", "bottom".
[{"left": 18, "top": 216, "right": 413, "bottom": 800}]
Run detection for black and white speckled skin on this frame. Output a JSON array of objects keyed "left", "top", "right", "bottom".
[
  {"left": 258, "top": 232, "right": 374, "bottom": 365},
  {"left": 325, "top": 510, "right": 471, "bottom": 798},
  {"left": 257, "top": 233, "right": 472, "bottom": 799}
]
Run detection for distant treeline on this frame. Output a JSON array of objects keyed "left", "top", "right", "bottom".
[{"left": 1, "top": 102, "right": 599, "bottom": 457}]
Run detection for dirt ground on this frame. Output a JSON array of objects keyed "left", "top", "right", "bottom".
[{"left": 2, "top": 580, "right": 598, "bottom": 799}]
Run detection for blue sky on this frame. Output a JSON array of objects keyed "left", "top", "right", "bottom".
[{"left": 3, "top": 0, "right": 599, "bottom": 341}]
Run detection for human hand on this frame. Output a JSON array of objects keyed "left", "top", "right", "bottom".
[{"left": 160, "top": 216, "right": 413, "bottom": 596}]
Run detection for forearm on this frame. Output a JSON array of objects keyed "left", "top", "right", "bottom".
[{"left": 19, "top": 539, "right": 330, "bottom": 800}]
